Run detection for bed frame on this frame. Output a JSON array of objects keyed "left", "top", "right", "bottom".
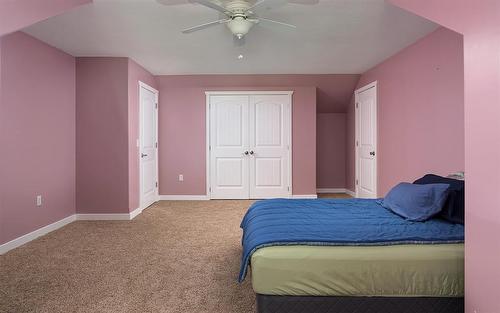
[{"left": 256, "top": 294, "right": 464, "bottom": 313}]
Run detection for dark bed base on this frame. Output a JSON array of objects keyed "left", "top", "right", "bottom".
[{"left": 256, "top": 294, "right": 464, "bottom": 313}]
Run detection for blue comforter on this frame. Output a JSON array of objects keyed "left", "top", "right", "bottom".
[{"left": 238, "top": 198, "right": 464, "bottom": 282}]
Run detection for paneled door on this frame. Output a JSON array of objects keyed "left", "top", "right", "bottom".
[
  {"left": 355, "top": 82, "right": 377, "bottom": 198},
  {"left": 208, "top": 92, "right": 292, "bottom": 199},
  {"left": 209, "top": 95, "right": 250, "bottom": 199},
  {"left": 249, "top": 95, "right": 291, "bottom": 199},
  {"left": 139, "top": 82, "right": 159, "bottom": 209}
]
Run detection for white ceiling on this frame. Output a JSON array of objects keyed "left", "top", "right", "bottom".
[{"left": 23, "top": 0, "right": 438, "bottom": 75}]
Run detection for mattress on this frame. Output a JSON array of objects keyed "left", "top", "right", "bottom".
[
  {"left": 239, "top": 198, "right": 464, "bottom": 282},
  {"left": 250, "top": 244, "right": 464, "bottom": 297}
]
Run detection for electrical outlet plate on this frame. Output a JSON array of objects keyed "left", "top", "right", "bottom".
[
  {"left": 179, "top": 174, "right": 184, "bottom": 182},
  {"left": 36, "top": 195, "right": 42, "bottom": 207}
]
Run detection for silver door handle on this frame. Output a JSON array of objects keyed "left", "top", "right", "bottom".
[{"left": 141, "top": 153, "right": 148, "bottom": 158}]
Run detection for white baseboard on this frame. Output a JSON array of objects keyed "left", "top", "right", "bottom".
[
  {"left": 290, "top": 194, "right": 318, "bottom": 199},
  {"left": 316, "top": 188, "right": 349, "bottom": 194},
  {"left": 0, "top": 214, "right": 76, "bottom": 255},
  {"left": 345, "top": 189, "right": 356, "bottom": 197},
  {"left": 158, "top": 195, "right": 210, "bottom": 201},
  {"left": 76, "top": 207, "right": 143, "bottom": 221},
  {"left": 0, "top": 207, "right": 144, "bottom": 255},
  {"left": 317, "top": 188, "right": 356, "bottom": 198},
  {"left": 129, "top": 207, "right": 143, "bottom": 220},
  {"left": 76, "top": 213, "right": 129, "bottom": 221}
]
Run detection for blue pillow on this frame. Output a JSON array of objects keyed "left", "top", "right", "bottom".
[
  {"left": 381, "top": 182, "right": 450, "bottom": 222},
  {"left": 414, "top": 174, "right": 464, "bottom": 224}
]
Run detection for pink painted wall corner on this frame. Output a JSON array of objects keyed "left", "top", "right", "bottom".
[
  {"left": 0, "top": 32, "right": 76, "bottom": 245},
  {"left": 347, "top": 27, "right": 464, "bottom": 196}
]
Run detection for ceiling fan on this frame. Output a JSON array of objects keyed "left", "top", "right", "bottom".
[{"left": 157, "top": 0, "right": 319, "bottom": 45}]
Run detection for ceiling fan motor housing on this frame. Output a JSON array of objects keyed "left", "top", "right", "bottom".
[
  {"left": 225, "top": 0, "right": 255, "bottom": 38},
  {"left": 227, "top": 16, "right": 254, "bottom": 38}
]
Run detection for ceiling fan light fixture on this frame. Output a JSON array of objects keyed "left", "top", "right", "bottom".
[{"left": 227, "top": 16, "right": 254, "bottom": 38}]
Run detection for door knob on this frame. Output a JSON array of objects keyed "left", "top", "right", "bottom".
[
  {"left": 370, "top": 151, "right": 376, "bottom": 156},
  {"left": 244, "top": 151, "right": 249, "bottom": 155},
  {"left": 249, "top": 151, "right": 254, "bottom": 155},
  {"left": 141, "top": 153, "right": 148, "bottom": 158}
]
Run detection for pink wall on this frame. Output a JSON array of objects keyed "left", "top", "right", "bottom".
[
  {"left": 156, "top": 76, "right": 319, "bottom": 195},
  {"left": 389, "top": 2, "right": 500, "bottom": 312},
  {"left": 76, "top": 57, "right": 156, "bottom": 214},
  {"left": 0, "top": 0, "right": 91, "bottom": 36},
  {"left": 127, "top": 59, "right": 157, "bottom": 211},
  {"left": 0, "top": 32, "right": 76, "bottom": 245},
  {"left": 156, "top": 75, "right": 358, "bottom": 113},
  {"left": 317, "top": 113, "right": 346, "bottom": 189},
  {"left": 345, "top": 96, "right": 356, "bottom": 192},
  {"left": 76, "top": 57, "right": 130, "bottom": 214},
  {"left": 346, "top": 27, "right": 465, "bottom": 196}
]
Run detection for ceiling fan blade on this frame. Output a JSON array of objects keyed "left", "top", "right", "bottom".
[
  {"left": 246, "top": 0, "right": 289, "bottom": 14},
  {"left": 156, "top": 0, "right": 191, "bottom": 5},
  {"left": 191, "top": 0, "right": 231, "bottom": 15},
  {"left": 182, "top": 19, "right": 229, "bottom": 34},
  {"left": 257, "top": 17, "right": 297, "bottom": 29},
  {"left": 289, "top": 0, "right": 319, "bottom": 4},
  {"left": 233, "top": 35, "right": 246, "bottom": 47}
]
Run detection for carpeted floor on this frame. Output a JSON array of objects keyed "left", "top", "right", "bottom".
[{"left": 0, "top": 200, "right": 256, "bottom": 313}]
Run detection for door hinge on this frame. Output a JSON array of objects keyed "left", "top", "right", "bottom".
[
  {"left": 356, "top": 102, "right": 359, "bottom": 109},
  {"left": 155, "top": 102, "right": 158, "bottom": 109},
  {"left": 156, "top": 182, "right": 158, "bottom": 188},
  {"left": 287, "top": 186, "right": 290, "bottom": 191},
  {"left": 209, "top": 187, "right": 212, "bottom": 192},
  {"left": 356, "top": 140, "right": 359, "bottom": 147},
  {"left": 356, "top": 179, "right": 359, "bottom": 185},
  {"left": 155, "top": 142, "right": 158, "bottom": 148}
]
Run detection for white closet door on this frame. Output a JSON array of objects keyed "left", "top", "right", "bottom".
[
  {"left": 209, "top": 95, "right": 249, "bottom": 199},
  {"left": 249, "top": 95, "right": 291, "bottom": 199},
  {"left": 356, "top": 84, "right": 377, "bottom": 198}
]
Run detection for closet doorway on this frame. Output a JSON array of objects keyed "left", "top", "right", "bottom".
[{"left": 206, "top": 91, "right": 292, "bottom": 199}]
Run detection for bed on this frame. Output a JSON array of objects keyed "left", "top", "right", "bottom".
[{"left": 239, "top": 198, "right": 465, "bottom": 313}]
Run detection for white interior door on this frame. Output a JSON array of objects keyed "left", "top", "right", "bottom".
[
  {"left": 249, "top": 95, "right": 291, "bottom": 199},
  {"left": 139, "top": 82, "right": 158, "bottom": 209},
  {"left": 209, "top": 95, "right": 249, "bottom": 199},
  {"left": 355, "top": 83, "right": 377, "bottom": 198}
]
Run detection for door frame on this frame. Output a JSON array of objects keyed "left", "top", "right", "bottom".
[
  {"left": 139, "top": 81, "right": 159, "bottom": 210},
  {"left": 354, "top": 81, "right": 378, "bottom": 198},
  {"left": 205, "top": 91, "right": 293, "bottom": 199}
]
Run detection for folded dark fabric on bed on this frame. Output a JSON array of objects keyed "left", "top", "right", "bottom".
[
  {"left": 238, "top": 198, "right": 464, "bottom": 282},
  {"left": 414, "top": 174, "right": 465, "bottom": 224},
  {"left": 381, "top": 182, "right": 450, "bottom": 221}
]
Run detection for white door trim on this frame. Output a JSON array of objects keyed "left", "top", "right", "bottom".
[
  {"left": 205, "top": 91, "right": 293, "bottom": 199},
  {"left": 354, "top": 81, "right": 378, "bottom": 198},
  {"left": 139, "top": 81, "right": 159, "bottom": 210},
  {"left": 206, "top": 91, "right": 294, "bottom": 96}
]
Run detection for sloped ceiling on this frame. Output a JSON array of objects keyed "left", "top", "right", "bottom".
[{"left": 23, "top": 0, "right": 438, "bottom": 75}]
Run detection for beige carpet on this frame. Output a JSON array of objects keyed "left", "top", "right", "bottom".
[{"left": 0, "top": 200, "right": 257, "bottom": 313}]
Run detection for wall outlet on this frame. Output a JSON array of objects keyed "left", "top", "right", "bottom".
[
  {"left": 179, "top": 174, "right": 184, "bottom": 182},
  {"left": 36, "top": 195, "right": 42, "bottom": 207}
]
